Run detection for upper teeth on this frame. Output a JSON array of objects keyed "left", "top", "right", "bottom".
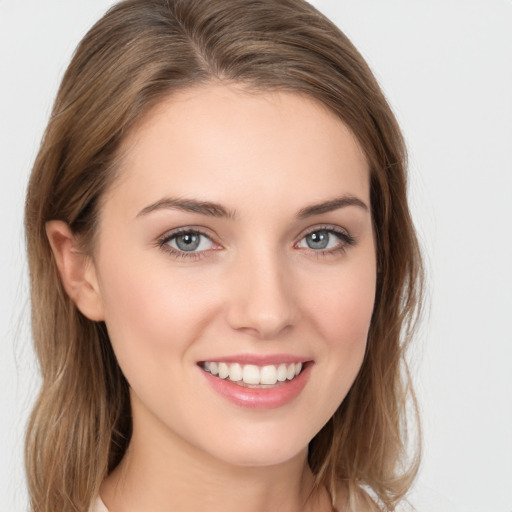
[{"left": 203, "top": 362, "right": 302, "bottom": 385}]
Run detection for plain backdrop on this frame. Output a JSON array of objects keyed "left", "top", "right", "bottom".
[{"left": 1, "top": 1, "right": 511, "bottom": 511}]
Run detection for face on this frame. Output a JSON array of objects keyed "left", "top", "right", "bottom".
[{"left": 91, "top": 85, "right": 376, "bottom": 468}]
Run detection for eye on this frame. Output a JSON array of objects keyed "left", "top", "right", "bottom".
[
  {"left": 296, "top": 228, "right": 354, "bottom": 252},
  {"left": 160, "top": 229, "right": 216, "bottom": 254}
]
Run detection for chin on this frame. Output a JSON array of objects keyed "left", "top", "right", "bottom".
[{"left": 196, "top": 424, "right": 312, "bottom": 469}]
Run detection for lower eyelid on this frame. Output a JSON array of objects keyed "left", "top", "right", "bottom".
[
  {"left": 170, "top": 233, "right": 214, "bottom": 251},
  {"left": 160, "top": 227, "right": 231, "bottom": 262},
  {"left": 296, "top": 228, "right": 354, "bottom": 248},
  {"left": 157, "top": 227, "right": 354, "bottom": 259}
]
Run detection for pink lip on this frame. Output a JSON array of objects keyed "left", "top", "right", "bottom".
[
  {"left": 199, "top": 361, "right": 313, "bottom": 410},
  {"left": 198, "top": 353, "right": 311, "bottom": 365}
]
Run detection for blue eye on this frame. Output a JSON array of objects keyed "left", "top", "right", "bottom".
[
  {"left": 303, "top": 230, "right": 332, "bottom": 250},
  {"left": 164, "top": 230, "right": 214, "bottom": 253},
  {"left": 297, "top": 228, "right": 353, "bottom": 252}
]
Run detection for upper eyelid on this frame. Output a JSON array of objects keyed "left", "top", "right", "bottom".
[
  {"left": 156, "top": 224, "right": 353, "bottom": 248},
  {"left": 157, "top": 228, "right": 219, "bottom": 259},
  {"left": 295, "top": 225, "right": 356, "bottom": 251},
  {"left": 158, "top": 226, "right": 217, "bottom": 243},
  {"left": 297, "top": 224, "right": 351, "bottom": 239}
]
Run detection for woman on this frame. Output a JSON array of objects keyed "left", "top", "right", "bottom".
[{"left": 24, "top": 0, "right": 423, "bottom": 511}]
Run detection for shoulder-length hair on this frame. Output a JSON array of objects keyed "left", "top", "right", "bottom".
[{"left": 24, "top": 1, "right": 423, "bottom": 510}]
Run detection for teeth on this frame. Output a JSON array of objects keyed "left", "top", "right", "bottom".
[
  {"left": 260, "top": 365, "right": 277, "bottom": 385},
  {"left": 277, "top": 364, "right": 288, "bottom": 382},
  {"left": 243, "top": 364, "right": 260, "bottom": 385},
  {"left": 203, "top": 361, "right": 304, "bottom": 385},
  {"left": 218, "top": 362, "right": 229, "bottom": 379},
  {"left": 228, "top": 363, "right": 242, "bottom": 382},
  {"left": 209, "top": 361, "right": 219, "bottom": 376}
]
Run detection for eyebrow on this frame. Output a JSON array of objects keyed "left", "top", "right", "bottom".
[
  {"left": 137, "top": 197, "right": 236, "bottom": 219},
  {"left": 136, "top": 195, "right": 368, "bottom": 220},
  {"left": 297, "top": 196, "right": 369, "bottom": 218}
]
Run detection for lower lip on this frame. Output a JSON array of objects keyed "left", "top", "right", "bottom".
[{"left": 200, "top": 364, "right": 312, "bottom": 409}]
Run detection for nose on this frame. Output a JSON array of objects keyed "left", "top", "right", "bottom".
[{"left": 225, "top": 249, "right": 300, "bottom": 339}]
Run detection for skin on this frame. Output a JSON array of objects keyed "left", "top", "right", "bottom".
[{"left": 48, "top": 84, "right": 376, "bottom": 512}]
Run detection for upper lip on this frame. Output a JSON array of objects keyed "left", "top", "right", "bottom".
[{"left": 197, "top": 353, "right": 312, "bottom": 366}]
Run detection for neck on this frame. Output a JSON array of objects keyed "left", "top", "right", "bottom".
[{"left": 100, "top": 401, "right": 331, "bottom": 512}]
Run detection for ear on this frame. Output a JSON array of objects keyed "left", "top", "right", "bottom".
[{"left": 46, "top": 220, "right": 105, "bottom": 321}]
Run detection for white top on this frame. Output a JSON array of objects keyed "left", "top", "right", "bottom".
[{"left": 93, "top": 496, "right": 109, "bottom": 512}]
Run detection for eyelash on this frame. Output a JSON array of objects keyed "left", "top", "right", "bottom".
[
  {"left": 156, "top": 225, "right": 356, "bottom": 260},
  {"left": 297, "top": 225, "right": 356, "bottom": 258},
  {"left": 157, "top": 228, "right": 216, "bottom": 261}
]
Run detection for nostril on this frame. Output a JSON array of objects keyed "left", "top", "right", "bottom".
[
  {"left": 226, "top": 305, "right": 299, "bottom": 339},
  {"left": 224, "top": 262, "right": 301, "bottom": 339}
]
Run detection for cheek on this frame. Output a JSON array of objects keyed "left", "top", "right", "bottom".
[
  {"left": 310, "top": 260, "right": 376, "bottom": 349},
  {"left": 305, "top": 258, "right": 376, "bottom": 399},
  {"left": 96, "top": 252, "right": 218, "bottom": 375},
  {"left": 282, "top": 257, "right": 376, "bottom": 440}
]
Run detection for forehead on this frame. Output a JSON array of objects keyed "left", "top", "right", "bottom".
[{"left": 105, "top": 84, "right": 370, "bottom": 217}]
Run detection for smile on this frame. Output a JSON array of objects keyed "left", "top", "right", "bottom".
[
  {"left": 201, "top": 361, "right": 303, "bottom": 387},
  {"left": 198, "top": 356, "right": 313, "bottom": 409}
]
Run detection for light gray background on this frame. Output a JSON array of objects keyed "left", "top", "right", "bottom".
[{"left": 1, "top": 1, "right": 511, "bottom": 511}]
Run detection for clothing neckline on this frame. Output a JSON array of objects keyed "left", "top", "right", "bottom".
[{"left": 94, "top": 495, "right": 109, "bottom": 512}]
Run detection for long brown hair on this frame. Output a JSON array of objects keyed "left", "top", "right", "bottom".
[{"left": 24, "top": 1, "right": 423, "bottom": 510}]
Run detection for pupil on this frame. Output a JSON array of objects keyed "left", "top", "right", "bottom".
[
  {"left": 306, "top": 231, "right": 329, "bottom": 250},
  {"left": 176, "top": 233, "right": 200, "bottom": 251}
]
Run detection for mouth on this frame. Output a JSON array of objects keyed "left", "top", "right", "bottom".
[
  {"left": 199, "top": 361, "right": 306, "bottom": 388},
  {"left": 197, "top": 355, "right": 313, "bottom": 408}
]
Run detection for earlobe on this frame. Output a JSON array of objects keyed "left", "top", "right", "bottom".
[{"left": 45, "top": 220, "right": 105, "bottom": 321}]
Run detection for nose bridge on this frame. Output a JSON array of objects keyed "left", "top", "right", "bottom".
[{"left": 226, "top": 242, "right": 299, "bottom": 338}]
